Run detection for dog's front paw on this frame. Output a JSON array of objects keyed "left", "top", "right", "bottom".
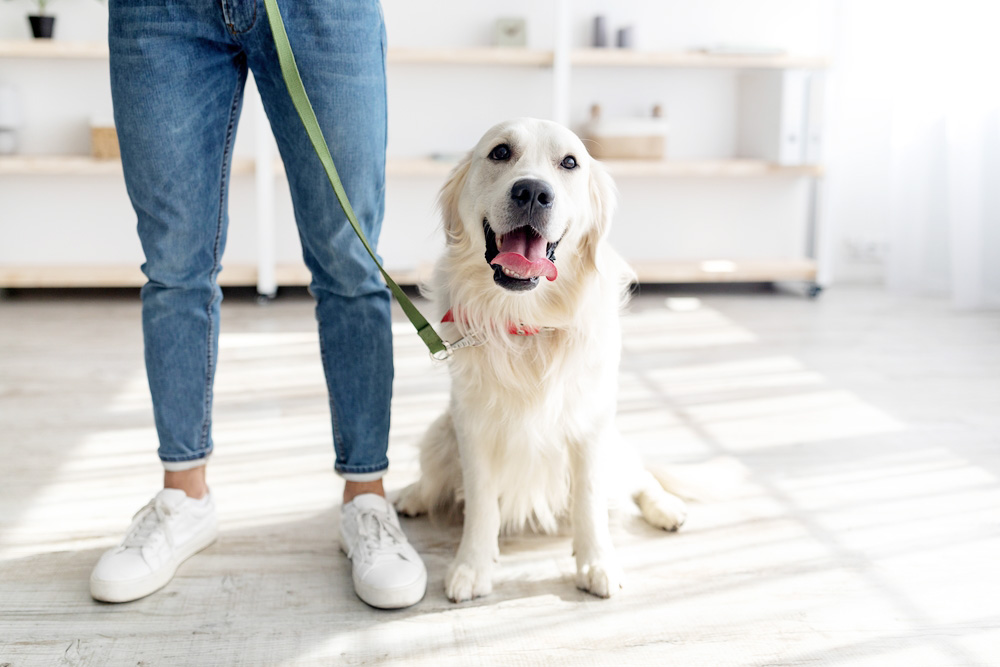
[
  {"left": 576, "top": 559, "right": 624, "bottom": 598},
  {"left": 445, "top": 560, "right": 492, "bottom": 602},
  {"left": 394, "top": 482, "right": 428, "bottom": 517}
]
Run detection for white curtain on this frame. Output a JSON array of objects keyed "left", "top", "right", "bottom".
[{"left": 880, "top": 2, "right": 1000, "bottom": 309}]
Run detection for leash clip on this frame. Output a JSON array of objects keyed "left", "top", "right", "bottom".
[{"left": 430, "top": 334, "right": 482, "bottom": 362}]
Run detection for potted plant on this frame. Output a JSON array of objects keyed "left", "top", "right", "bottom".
[{"left": 5, "top": 0, "right": 57, "bottom": 39}]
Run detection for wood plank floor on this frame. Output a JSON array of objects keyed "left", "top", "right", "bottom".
[{"left": 1, "top": 286, "right": 998, "bottom": 666}]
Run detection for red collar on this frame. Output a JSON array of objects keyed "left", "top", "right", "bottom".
[{"left": 442, "top": 308, "right": 542, "bottom": 336}]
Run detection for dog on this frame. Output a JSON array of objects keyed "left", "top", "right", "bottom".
[{"left": 395, "top": 118, "right": 687, "bottom": 602}]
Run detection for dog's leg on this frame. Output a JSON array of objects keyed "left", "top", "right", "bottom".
[
  {"left": 445, "top": 423, "right": 499, "bottom": 602},
  {"left": 395, "top": 412, "right": 460, "bottom": 517},
  {"left": 570, "top": 427, "right": 623, "bottom": 598}
]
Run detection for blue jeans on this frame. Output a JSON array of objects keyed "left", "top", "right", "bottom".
[{"left": 109, "top": 0, "right": 392, "bottom": 481}]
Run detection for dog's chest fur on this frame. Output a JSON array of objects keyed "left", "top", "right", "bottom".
[{"left": 447, "top": 325, "right": 618, "bottom": 533}]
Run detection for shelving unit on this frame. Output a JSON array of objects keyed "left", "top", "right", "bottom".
[{"left": 1, "top": 25, "right": 829, "bottom": 293}]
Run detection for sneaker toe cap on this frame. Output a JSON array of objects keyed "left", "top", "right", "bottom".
[
  {"left": 359, "top": 554, "right": 426, "bottom": 590},
  {"left": 91, "top": 549, "right": 153, "bottom": 583}
]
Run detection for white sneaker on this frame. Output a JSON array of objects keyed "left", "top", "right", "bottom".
[
  {"left": 340, "top": 493, "right": 427, "bottom": 609},
  {"left": 90, "top": 488, "right": 218, "bottom": 603}
]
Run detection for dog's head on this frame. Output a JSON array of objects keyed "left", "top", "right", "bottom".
[{"left": 438, "top": 118, "right": 616, "bottom": 295}]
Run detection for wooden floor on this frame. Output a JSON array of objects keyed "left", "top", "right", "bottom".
[{"left": 1, "top": 285, "right": 998, "bottom": 666}]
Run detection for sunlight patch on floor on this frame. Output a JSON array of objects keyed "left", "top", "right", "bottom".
[
  {"left": 621, "top": 307, "right": 758, "bottom": 351},
  {"left": 682, "top": 390, "right": 905, "bottom": 451}
]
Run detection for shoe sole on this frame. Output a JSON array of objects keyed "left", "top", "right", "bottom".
[
  {"left": 90, "top": 522, "right": 218, "bottom": 603},
  {"left": 339, "top": 542, "right": 427, "bottom": 609}
]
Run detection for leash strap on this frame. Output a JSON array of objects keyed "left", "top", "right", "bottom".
[{"left": 262, "top": 0, "right": 448, "bottom": 358}]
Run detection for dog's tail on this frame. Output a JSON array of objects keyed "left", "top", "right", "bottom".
[{"left": 646, "top": 456, "right": 751, "bottom": 503}]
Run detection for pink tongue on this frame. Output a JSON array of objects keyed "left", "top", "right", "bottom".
[{"left": 492, "top": 228, "right": 558, "bottom": 281}]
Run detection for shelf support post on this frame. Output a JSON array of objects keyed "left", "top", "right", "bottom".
[
  {"left": 252, "top": 79, "right": 278, "bottom": 298},
  {"left": 552, "top": 0, "right": 571, "bottom": 126}
]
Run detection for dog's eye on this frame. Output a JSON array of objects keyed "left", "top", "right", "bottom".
[
  {"left": 560, "top": 155, "right": 578, "bottom": 170},
  {"left": 488, "top": 144, "right": 511, "bottom": 161}
]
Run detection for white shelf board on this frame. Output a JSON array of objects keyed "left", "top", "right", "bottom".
[
  {"left": 572, "top": 49, "right": 828, "bottom": 69},
  {"left": 0, "top": 41, "right": 827, "bottom": 69}
]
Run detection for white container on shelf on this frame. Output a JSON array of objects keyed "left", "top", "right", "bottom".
[{"left": 737, "top": 69, "right": 823, "bottom": 166}]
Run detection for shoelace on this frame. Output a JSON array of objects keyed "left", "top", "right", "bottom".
[
  {"left": 347, "top": 509, "right": 409, "bottom": 563},
  {"left": 122, "top": 497, "right": 174, "bottom": 550}
]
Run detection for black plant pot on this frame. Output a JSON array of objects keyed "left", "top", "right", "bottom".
[{"left": 29, "top": 15, "right": 55, "bottom": 39}]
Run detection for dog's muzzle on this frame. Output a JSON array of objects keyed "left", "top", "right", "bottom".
[{"left": 484, "top": 219, "right": 559, "bottom": 292}]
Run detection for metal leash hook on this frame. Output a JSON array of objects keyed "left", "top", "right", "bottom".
[
  {"left": 429, "top": 333, "right": 483, "bottom": 362},
  {"left": 430, "top": 342, "right": 452, "bottom": 362}
]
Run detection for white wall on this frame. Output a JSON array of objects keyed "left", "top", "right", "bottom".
[
  {"left": 818, "top": 1, "right": 895, "bottom": 284},
  {"left": 1, "top": 0, "right": 844, "bottom": 282}
]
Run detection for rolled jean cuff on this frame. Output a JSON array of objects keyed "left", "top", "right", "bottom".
[
  {"left": 161, "top": 453, "right": 212, "bottom": 472},
  {"left": 336, "top": 467, "right": 387, "bottom": 483}
]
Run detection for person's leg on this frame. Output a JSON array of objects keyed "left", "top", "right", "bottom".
[
  {"left": 246, "top": 0, "right": 393, "bottom": 495},
  {"left": 111, "top": 0, "right": 250, "bottom": 484},
  {"left": 244, "top": 0, "right": 425, "bottom": 609},
  {"left": 92, "top": 0, "right": 248, "bottom": 603}
]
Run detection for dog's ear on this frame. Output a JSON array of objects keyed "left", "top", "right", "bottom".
[
  {"left": 438, "top": 152, "right": 473, "bottom": 246},
  {"left": 581, "top": 159, "right": 617, "bottom": 270}
]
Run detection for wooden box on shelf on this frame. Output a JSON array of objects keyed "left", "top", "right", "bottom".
[
  {"left": 582, "top": 104, "right": 667, "bottom": 160},
  {"left": 90, "top": 124, "right": 119, "bottom": 160}
]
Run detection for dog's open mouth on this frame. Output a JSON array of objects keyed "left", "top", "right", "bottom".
[{"left": 484, "top": 219, "right": 558, "bottom": 291}]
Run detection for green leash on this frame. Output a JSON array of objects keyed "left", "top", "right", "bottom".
[{"left": 262, "top": 0, "right": 449, "bottom": 358}]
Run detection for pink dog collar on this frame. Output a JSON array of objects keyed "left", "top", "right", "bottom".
[{"left": 441, "top": 309, "right": 542, "bottom": 336}]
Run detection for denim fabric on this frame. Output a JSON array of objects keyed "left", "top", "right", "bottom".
[{"left": 109, "top": 0, "right": 392, "bottom": 478}]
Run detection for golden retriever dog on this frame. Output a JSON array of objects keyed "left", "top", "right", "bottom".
[{"left": 396, "top": 118, "right": 687, "bottom": 602}]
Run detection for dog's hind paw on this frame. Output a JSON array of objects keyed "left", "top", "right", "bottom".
[
  {"left": 394, "top": 483, "right": 428, "bottom": 517},
  {"left": 639, "top": 491, "right": 687, "bottom": 532},
  {"left": 576, "top": 559, "right": 624, "bottom": 598},
  {"left": 445, "top": 561, "right": 492, "bottom": 602}
]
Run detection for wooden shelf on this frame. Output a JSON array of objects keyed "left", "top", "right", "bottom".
[
  {"left": 2, "top": 155, "right": 820, "bottom": 178},
  {"left": 0, "top": 155, "right": 253, "bottom": 175},
  {"left": 298, "top": 157, "right": 821, "bottom": 179},
  {"left": 572, "top": 49, "right": 828, "bottom": 69},
  {"left": 0, "top": 259, "right": 815, "bottom": 288},
  {"left": 0, "top": 40, "right": 108, "bottom": 58},
  {"left": 0, "top": 155, "right": 124, "bottom": 175},
  {"left": 387, "top": 48, "right": 553, "bottom": 66},
  {"left": 0, "top": 263, "right": 429, "bottom": 288},
  {"left": 0, "top": 41, "right": 826, "bottom": 69},
  {"left": 631, "top": 258, "right": 817, "bottom": 283},
  {"left": 602, "top": 159, "right": 822, "bottom": 177},
  {"left": 0, "top": 41, "right": 553, "bottom": 65}
]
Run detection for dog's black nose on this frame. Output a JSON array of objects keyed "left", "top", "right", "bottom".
[{"left": 510, "top": 178, "right": 554, "bottom": 210}]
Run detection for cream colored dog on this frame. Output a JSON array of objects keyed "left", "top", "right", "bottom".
[{"left": 396, "top": 118, "right": 686, "bottom": 602}]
